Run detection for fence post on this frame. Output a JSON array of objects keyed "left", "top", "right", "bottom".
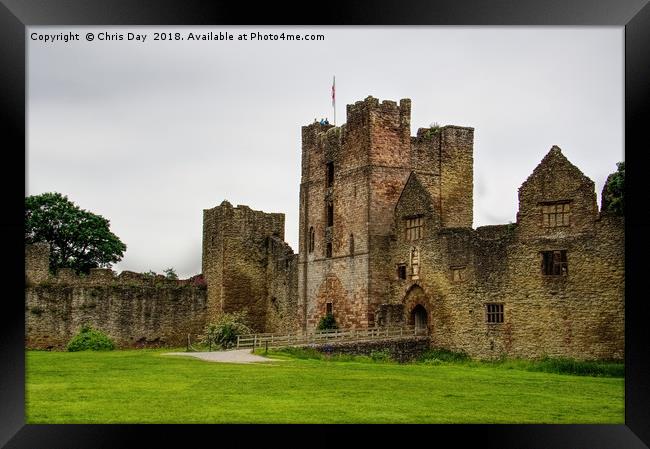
[
  {"left": 254, "top": 334, "right": 257, "bottom": 349},
  {"left": 237, "top": 335, "right": 240, "bottom": 349}
]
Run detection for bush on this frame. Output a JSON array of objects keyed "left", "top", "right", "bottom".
[
  {"left": 316, "top": 313, "right": 338, "bottom": 330},
  {"left": 202, "top": 311, "right": 252, "bottom": 350},
  {"left": 66, "top": 325, "right": 115, "bottom": 352}
]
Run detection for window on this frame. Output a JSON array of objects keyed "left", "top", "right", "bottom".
[
  {"left": 326, "top": 162, "right": 334, "bottom": 188},
  {"left": 486, "top": 303, "right": 504, "bottom": 323},
  {"left": 326, "top": 302, "right": 333, "bottom": 315},
  {"left": 541, "top": 202, "right": 570, "bottom": 227},
  {"left": 327, "top": 201, "right": 334, "bottom": 227},
  {"left": 349, "top": 234, "right": 354, "bottom": 255},
  {"left": 397, "top": 264, "right": 407, "bottom": 280},
  {"left": 326, "top": 241, "right": 332, "bottom": 258},
  {"left": 452, "top": 267, "right": 465, "bottom": 282},
  {"left": 308, "top": 227, "right": 315, "bottom": 253},
  {"left": 405, "top": 216, "right": 423, "bottom": 241},
  {"left": 541, "top": 250, "right": 568, "bottom": 276}
]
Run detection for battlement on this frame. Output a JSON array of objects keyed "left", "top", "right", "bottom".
[
  {"left": 345, "top": 95, "right": 411, "bottom": 134},
  {"left": 203, "top": 200, "right": 285, "bottom": 241},
  {"left": 414, "top": 124, "right": 475, "bottom": 142}
]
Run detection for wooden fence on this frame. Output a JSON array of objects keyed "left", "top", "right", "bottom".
[{"left": 236, "top": 325, "right": 426, "bottom": 349}]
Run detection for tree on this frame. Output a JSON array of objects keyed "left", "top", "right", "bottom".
[
  {"left": 163, "top": 268, "right": 178, "bottom": 280},
  {"left": 601, "top": 161, "right": 624, "bottom": 216},
  {"left": 25, "top": 192, "right": 127, "bottom": 274}
]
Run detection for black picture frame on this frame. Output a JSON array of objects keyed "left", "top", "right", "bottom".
[{"left": 2, "top": 1, "right": 648, "bottom": 447}]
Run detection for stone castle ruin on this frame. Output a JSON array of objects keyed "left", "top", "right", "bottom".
[{"left": 26, "top": 96, "right": 624, "bottom": 360}]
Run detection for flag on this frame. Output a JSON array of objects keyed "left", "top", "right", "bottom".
[{"left": 331, "top": 76, "right": 335, "bottom": 107}]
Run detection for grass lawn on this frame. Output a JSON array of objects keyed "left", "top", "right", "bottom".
[{"left": 26, "top": 349, "right": 624, "bottom": 424}]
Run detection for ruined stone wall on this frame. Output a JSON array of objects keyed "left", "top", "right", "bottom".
[
  {"left": 203, "top": 201, "right": 297, "bottom": 333},
  {"left": 25, "top": 244, "right": 207, "bottom": 349},
  {"left": 386, "top": 146, "right": 624, "bottom": 361},
  {"left": 265, "top": 237, "right": 299, "bottom": 333}
]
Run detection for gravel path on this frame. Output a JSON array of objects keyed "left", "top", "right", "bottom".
[{"left": 163, "top": 349, "right": 280, "bottom": 364}]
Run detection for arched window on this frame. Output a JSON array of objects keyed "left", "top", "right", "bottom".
[
  {"left": 349, "top": 233, "right": 354, "bottom": 255},
  {"left": 308, "top": 227, "right": 315, "bottom": 253}
]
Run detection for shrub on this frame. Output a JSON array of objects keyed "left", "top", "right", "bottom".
[
  {"left": 66, "top": 325, "right": 115, "bottom": 352},
  {"left": 316, "top": 313, "right": 338, "bottom": 330},
  {"left": 202, "top": 311, "right": 252, "bottom": 350}
]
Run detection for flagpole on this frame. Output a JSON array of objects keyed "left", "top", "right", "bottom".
[{"left": 332, "top": 75, "right": 336, "bottom": 126}]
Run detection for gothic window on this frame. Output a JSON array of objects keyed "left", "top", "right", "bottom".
[
  {"left": 326, "top": 302, "right": 333, "bottom": 315},
  {"left": 326, "top": 162, "right": 334, "bottom": 188},
  {"left": 397, "top": 264, "right": 407, "bottom": 280},
  {"left": 308, "top": 227, "right": 315, "bottom": 253},
  {"left": 327, "top": 201, "right": 334, "bottom": 227},
  {"left": 349, "top": 234, "right": 354, "bottom": 255},
  {"left": 541, "top": 250, "right": 568, "bottom": 276},
  {"left": 541, "top": 202, "right": 570, "bottom": 227},
  {"left": 486, "top": 303, "right": 504, "bottom": 323},
  {"left": 326, "top": 241, "right": 332, "bottom": 258},
  {"left": 405, "top": 216, "right": 423, "bottom": 241}
]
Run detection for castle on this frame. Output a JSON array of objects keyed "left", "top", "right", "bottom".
[{"left": 26, "top": 96, "right": 624, "bottom": 360}]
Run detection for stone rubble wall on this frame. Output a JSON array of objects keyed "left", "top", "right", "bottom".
[
  {"left": 297, "top": 336, "right": 431, "bottom": 363},
  {"left": 25, "top": 243, "right": 207, "bottom": 349}
]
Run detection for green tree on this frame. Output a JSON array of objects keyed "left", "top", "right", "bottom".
[
  {"left": 25, "top": 192, "right": 127, "bottom": 274},
  {"left": 163, "top": 268, "right": 178, "bottom": 280},
  {"left": 602, "top": 162, "right": 624, "bottom": 215}
]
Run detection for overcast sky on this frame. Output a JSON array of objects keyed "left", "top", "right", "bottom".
[{"left": 27, "top": 27, "right": 623, "bottom": 279}]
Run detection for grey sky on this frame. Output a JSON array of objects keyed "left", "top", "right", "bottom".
[{"left": 27, "top": 27, "right": 623, "bottom": 279}]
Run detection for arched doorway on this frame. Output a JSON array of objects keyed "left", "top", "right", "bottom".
[
  {"left": 411, "top": 304, "right": 428, "bottom": 334},
  {"left": 404, "top": 285, "right": 430, "bottom": 335}
]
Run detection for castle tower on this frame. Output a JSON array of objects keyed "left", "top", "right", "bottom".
[
  {"left": 298, "top": 96, "right": 474, "bottom": 331},
  {"left": 202, "top": 201, "right": 286, "bottom": 331}
]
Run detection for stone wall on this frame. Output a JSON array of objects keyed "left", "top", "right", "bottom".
[
  {"left": 298, "top": 97, "right": 476, "bottom": 333},
  {"left": 202, "top": 201, "right": 298, "bottom": 333},
  {"left": 25, "top": 243, "right": 207, "bottom": 349},
  {"left": 386, "top": 145, "right": 624, "bottom": 361},
  {"left": 297, "top": 336, "right": 430, "bottom": 363}
]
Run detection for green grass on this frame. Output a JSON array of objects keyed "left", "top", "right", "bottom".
[{"left": 26, "top": 349, "right": 624, "bottom": 424}]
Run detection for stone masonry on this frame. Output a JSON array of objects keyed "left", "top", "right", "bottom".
[
  {"left": 25, "top": 243, "right": 207, "bottom": 349},
  {"left": 26, "top": 95, "right": 624, "bottom": 360},
  {"left": 203, "top": 95, "right": 623, "bottom": 360}
]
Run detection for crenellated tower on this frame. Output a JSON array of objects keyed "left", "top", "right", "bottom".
[{"left": 298, "top": 96, "right": 474, "bottom": 331}]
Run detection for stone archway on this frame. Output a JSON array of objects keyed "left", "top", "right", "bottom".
[{"left": 404, "top": 285, "right": 431, "bottom": 335}]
